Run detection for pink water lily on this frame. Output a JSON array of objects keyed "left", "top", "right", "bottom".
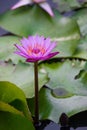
[
  {"left": 11, "top": 0, "right": 54, "bottom": 17},
  {"left": 15, "top": 35, "right": 59, "bottom": 62}
]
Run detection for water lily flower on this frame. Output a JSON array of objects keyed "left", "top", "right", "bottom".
[
  {"left": 11, "top": 0, "right": 54, "bottom": 17},
  {"left": 15, "top": 35, "right": 59, "bottom": 62},
  {"left": 14, "top": 35, "right": 59, "bottom": 124}
]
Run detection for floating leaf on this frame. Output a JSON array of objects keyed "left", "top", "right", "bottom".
[
  {"left": 28, "top": 87, "right": 87, "bottom": 123},
  {"left": 52, "top": 0, "right": 86, "bottom": 12},
  {"left": 0, "top": 81, "right": 32, "bottom": 120},
  {"left": 0, "top": 5, "right": 80, "bottom": 39},
  {"left": 0, "top": 101, "right": 23, "bottom": 116},
  {"left": 28, "top": 59, "right": 87, "bottom": 123},
  {"left": 0, "top": 61, "right": 48, "bottom": 98},
  {"left": 0, "top": 36, "right": 24, "bottom": 64},
  {"left": 0, "top": 5, "right": 80, "bottom": 62},
  {"left": 55, "top": 39, "right": 80, "bottom": 57},
  {"left": 0, "top": 81, "right": 34, "bottom": 130},
  {"left": 72, "top": 8, "right": 87, "bottom": 36},
  {"left": 73, "top": 35, "right": 87, "bottom": 60},
  {"left": 0, "top": 111, "right": 35, "bottom": 130},
  {"left": 52, "top": 0, "right": 81, "bottom": 12},
  {"left": 40, "top": 60, "right": 87, "bottom": 96}
]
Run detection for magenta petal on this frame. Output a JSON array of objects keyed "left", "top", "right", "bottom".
[
  {"left": 14, "top": 35, "right": 59, "bottom": 63},
  {"left": 39, "top": 2, "right": 54, "bottom": 17},
  {"left": 20, "top": 38, "right": 30, "bottom": 49},
  {"left": 26, "top": 58, "right": 39, "bottom": 62},
  {"left": 44, "top": 42, "right": 57, "bottom": 56},
  {"left": 27, "top": 52, "right": 59, "bottom": 62},
  {"left": 14, "top": 44, "right": 28, "bottom": 55},
  {"left": 41, "top": 52, "right": 59, "bottom": 61},
  {"left": 15, "top": 51, "right": 29, "bottom": 58}
]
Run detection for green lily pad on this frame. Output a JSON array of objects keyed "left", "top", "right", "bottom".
[
  {"left": 73, "top": 35, "right": 87, "bottom": 60},
  {"left": 0, "top": 111, "right": 35, "bottom": 130},
  {"left": 28, "top": 87, "right": 87, "bottom": 123},
  {"left": 40, "top": 59, "right": 87, "bottom": 96},
  {"left": 0, "top": 36, "right": 24, "bottom": 64},
  {"left": 0, "top": 5, "right": 80, "bottom": 39},
  {"left": 55, "top": 39, "right": 80, "bottom": 57},
  {"left": 72, "top": 8, "right": 87, "bottom": 36},
  {"left": 0, "top": 61, "right": 48, "bottom": 98},
  {"left": 0, "top": 81, "right": 32, "bottom": 120},
  {"left": 53, "top": 0, "right": 81, "bottom": 13},
  {"left": 0, "top": 81, "right": 34, "bottom": 130},
  {"left": 67, "top": 0, "right": 81, "bottom": 8},
  {"left": 0, "top": 101, "right": 23, "bottom": 116},
  {"left": 28, "top": 59, "right": 87, "bottom": 122}
]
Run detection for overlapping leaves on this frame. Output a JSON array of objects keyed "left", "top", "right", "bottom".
[
  {"left": 0, "top": 61, "right": 48, "bottom": 98},
  {"left": 0, "top": 0, "right": 87, "bottom": 127},
  {"left": 72, "top": 8, "right": 87, "bottom": 36},
  {"left": 0, "top": 81, "right": 34, "bottom": 130},
  {"left": 0, "top": 36, "right": 24, "bottom": 64},
  {"left": 0, "top": 112, "right": 35, "bottom": 130},
  {"left": 0, "top": 5, "right": 80, "bottom": 38},
  {"left": 73, "top": 35, "right": 87, "bottom": 59},
  {"left": 40, "top": 60, "right": 87, "bottom": 96},
  {"left": 28, "top": 59, "right": 87, "bottom": 123},
  {"left": 0, "top": 3, "right": 81, "bottom": 64},
  {"left": 53, "top": 0, "right": 87, "bottom": 12}
]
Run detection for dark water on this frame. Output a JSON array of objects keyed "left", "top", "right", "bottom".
[
  {"left": 69, "top": 111, "right": 87, "bottom": 130},
  {"left": 34, "top": 111, "right": 87, "bottom": 130}
]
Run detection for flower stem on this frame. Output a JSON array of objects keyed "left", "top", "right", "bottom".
[{"left": 34, "top": 61, "right": 39, "bottom": 125}]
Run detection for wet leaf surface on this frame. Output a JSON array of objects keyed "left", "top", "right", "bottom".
[
  {"left": 0, "top": 61, "right": 48, "bottom": 98},
  {"left": 28, "top": 60, "right": 87, "bottom": 123},
  {"left": 40, "top": 60, "right": 87, "bottom": 96},
  {"left": 0, "top": 111, "right": 35, "bottom": 130},
  {"left": 0, "top": 5, "right": 80, "bottom": 39}
]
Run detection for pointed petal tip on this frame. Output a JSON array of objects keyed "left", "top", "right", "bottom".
[
  {"left": 11, "top": 0, "right": 31, "bottom": 10},
  {"left": 39, "top": 2, "right": 54, "bottom": 17}
]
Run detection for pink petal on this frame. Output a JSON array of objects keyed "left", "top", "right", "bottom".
[
  {"left": 39, "top": 2, "right": 54, "bottom": 17},
  {"left": 42, "top": 52, "right": 59, "bottom": 60},
  {"left": 28, "top": 36, "right": 36, "bottom": 48},
  {"left": 26, "top": 57, "right": 40, "bottom": 62},
  {"left": 14, "top": 35, "right": 59, "bottom": 63},
  {"left": 15, "top": 44, "right": 22, "bottom": 51},
  {"left": 44, "top": 38, "right": 51, "bottom": 49},
  {"left": 14, "top": 44, "right": 32, "bottom": 58},
  {"left": 15, "top": 44, "right": 27, "bottom": 54},
  {"left": 11, "top": 0, "right": 32, "bottom": 9},
  {"left": 26, "top": 52, "right": 59, "bottom": 62},
  {"left": 44, "top": 42, "right": 57, "bottom": 56},
  {"left": 35, "top": 35, "right": 44, "bottom": 47},
  {"left": 15, "top": 51, "right": 29, "bottom": 58},
  {"left": 20, "top": 38, "right": 30, "bottom": 49}
]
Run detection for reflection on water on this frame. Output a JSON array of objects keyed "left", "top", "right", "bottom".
[{"left": 34, "top": 117, "right": 87, "bottom": 130}]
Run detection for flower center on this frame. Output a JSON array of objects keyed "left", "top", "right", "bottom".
[
  {"left": 27, "top": 45, "right": 46, "bottom": 55},
  {"left": 32, "top": 48, "right": 40, "bottom": 54}
]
